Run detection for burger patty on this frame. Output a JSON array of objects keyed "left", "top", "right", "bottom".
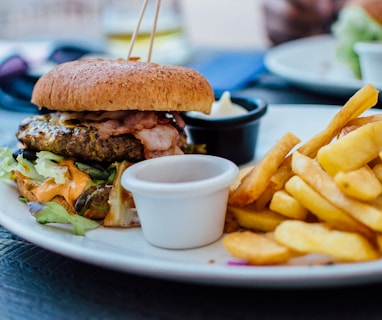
[
  {"left": 17, "top": 116, "right": 144, "bottom": 162},
  {"left": 16, "top": 114, "right": 187, "bottom": 163}
]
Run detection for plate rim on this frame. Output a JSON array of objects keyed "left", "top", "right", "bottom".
[{"left": 2, "top": 188, "right": 382, "bottom": 289}]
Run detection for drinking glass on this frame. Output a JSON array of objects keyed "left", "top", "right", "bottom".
[{"left": 101, "top": 0, "right": 191, "bottom": 65}]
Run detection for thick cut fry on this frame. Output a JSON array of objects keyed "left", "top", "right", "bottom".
[
  {"left": 298, "top": 84, "right": 379, "bottom": 158},
  {"left": 339, "top": 114, "right": 382, "bottom": 137},
  {"left": 229, "top": 132, "right": 301, "bottom": 207},
  {"left": 285, "top": 175, "right": 375, "bottom": 241},
  {"left": 317, "top": 121, "right": 382, "bottom": 176},
  {"left": 368, "top": 157, "right": 381, "bottom": 169},
  {"left": 269, "top": 189, "right": 308, "bottom": 220},
  {"left": 223, "top": 231, "right": 294, "bottom": 265},
  {"left": 372, "top": 163, "right": 382, "bottom": 182},
  {"left": 230, "top": 165, "right": 254, "bottom": 193},
  {"left": 274, "top": 221, "right": 380, "bottom": 262},
  {"left": 376, "top": 234, "right": 382, "bottom": 254},
  {"left": 334, "top": 166, "right": 382, "bottom": 201},
  {"left": 270, "top": 156, "right": 293, "bottom": 190},
  {"left": 254, "top": 185, "right": 276, "bottom": 210},
  {"left": 270, "top": 84, "right": 379, "bottom": 189},
  {"left": 369, "top": 195, "right": 382, "bottom": 211},
  {"left": 292, "top": 151, "right": 382, "bottom": 232},
  {"left": 223, "top": 210, "right": 240, "bottom": 233},
  {"left": 228, "top": 206, "right": 287, "bottom": 232}
]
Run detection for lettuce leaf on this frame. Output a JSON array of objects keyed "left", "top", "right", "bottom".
[
  {"left": 27, "top": 201, "right": 100, "bottom": 235},
  {"left": 34, "top": 151, "right": 67, "bottom": 184},
  {"left": 0, "top": 147, "right": 43, "bottom": 181},
  {"left": 0, "top": 147, "right": 16, "bottom": 180}
]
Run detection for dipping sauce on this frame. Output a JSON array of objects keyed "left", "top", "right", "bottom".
[
  {"left": 188, "top": 91, "right": 248, "bottom": 119},
  {"left": 183, "top": 95, "right": 268, "bottom": 165}
]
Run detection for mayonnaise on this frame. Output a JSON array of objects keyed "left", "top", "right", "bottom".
[{"left": 188, "top": 91, "right": 248, "bottom": 119}]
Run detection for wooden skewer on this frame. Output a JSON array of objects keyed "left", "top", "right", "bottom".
[
  {"left": 127, "top": 0, "right": 149, "bottom": 60},
  {"left": 147, "top": 0, "right": 161, "bottom": 62},
  {"left": 127, "top": 0, "right": 161, "bottom": 62}
]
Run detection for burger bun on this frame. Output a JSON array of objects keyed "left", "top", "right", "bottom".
[{"left": 31, "top": 59, "right": 214, "bottom": 114}]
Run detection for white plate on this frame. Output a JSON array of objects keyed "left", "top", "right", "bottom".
[
  {"left": 264, "top": 35, "right": 367, "bottom": 97},
  {"left": 1, "top": 104, "right": 382, "bottom": 289}
]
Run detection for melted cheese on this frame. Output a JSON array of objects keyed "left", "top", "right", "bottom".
[{"left": 31, "top": 159, "right": 90, "bottom": 208}]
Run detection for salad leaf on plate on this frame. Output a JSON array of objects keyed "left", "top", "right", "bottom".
[{"left": 27, "top": 201, "right": 99, "bottom": 236}]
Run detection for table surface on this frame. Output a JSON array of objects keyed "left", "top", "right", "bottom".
[{"left": 1, "top": 52, "right": 382, "bottom": 320}]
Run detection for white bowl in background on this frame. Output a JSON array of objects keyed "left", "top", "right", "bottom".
[{"left": 354, "top": 41, "right": 382, "bottom": 87}]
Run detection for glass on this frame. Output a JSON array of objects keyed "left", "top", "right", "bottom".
[
  {"left": 0, "top": 0, "right": 103, "bottom": 42},
  {"left": 101, "top": 0, "right": 191, "bottom": 65}
]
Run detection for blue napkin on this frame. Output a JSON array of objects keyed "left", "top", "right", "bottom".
[
  {"left": 0, "top": 45, "right": 100, "bottom": 113},
  {"left": 188, "top": 51, "right": 266, "bottom": 96}
]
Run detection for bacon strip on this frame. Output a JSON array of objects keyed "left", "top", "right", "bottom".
[{"left": 135, "top": 124, "right": 183, "bottom": 159}]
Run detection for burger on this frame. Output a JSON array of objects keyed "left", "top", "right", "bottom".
[
  {"left": 332, "top": 0, "right": 382, "bottom": 78},
  {"left": 0, "top": 58, "right": 214, "bottom": 233}
]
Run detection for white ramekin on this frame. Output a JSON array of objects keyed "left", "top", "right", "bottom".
[{"left": 121, "top": 154, "right": 239, "bottom": 249}]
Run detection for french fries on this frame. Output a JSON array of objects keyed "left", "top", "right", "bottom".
[
  {"left": 274, "top": 221, "right": 379, "bottom": 262},
  {"left": 317, "top": 120, "right": 382, "bottom": 175},
  {"left": 292, "top": 151, "right": 382, "bottom": 232},
  {"left": 339, "top": 114, "right": 382, "bottom": 136},
  {"left": 284, "top": 175, "right": 375, "bottom": 241},
  {"left": 269, "top": 189, "right": 308, "bottom": 220},
  {"left": 372, "top": 163, "right": 382, "bottom": 182},
  {"left": 223, "top": 231, "right": 296, "bottom": 265},
  {"left": 223, "top": 84, "right": 382, "bottom": 265},
  {"left": 227, "top": 206, "right": 287, "bottom": 232},
  {"left": 333, "top": 166, "right": 382, "bottom": 201},
  {"left": 229, "top": 132, "right": 301, "bottom": 207},
  {"left": 270, "top": 83, "right": 379, "bottom": 189}
]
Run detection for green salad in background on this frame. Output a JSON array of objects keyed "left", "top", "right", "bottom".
[{"left": 332, "top": 2, "right": 382, "bottom": 79}]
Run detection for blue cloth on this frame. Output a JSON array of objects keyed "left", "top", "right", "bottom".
[{"left": 188, "top": 51, "right": 266, "bottom": 96}]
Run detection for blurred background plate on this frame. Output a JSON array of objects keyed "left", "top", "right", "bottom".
[{"left": 264, "top": 35, "right": 368, "bottom": 98}]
